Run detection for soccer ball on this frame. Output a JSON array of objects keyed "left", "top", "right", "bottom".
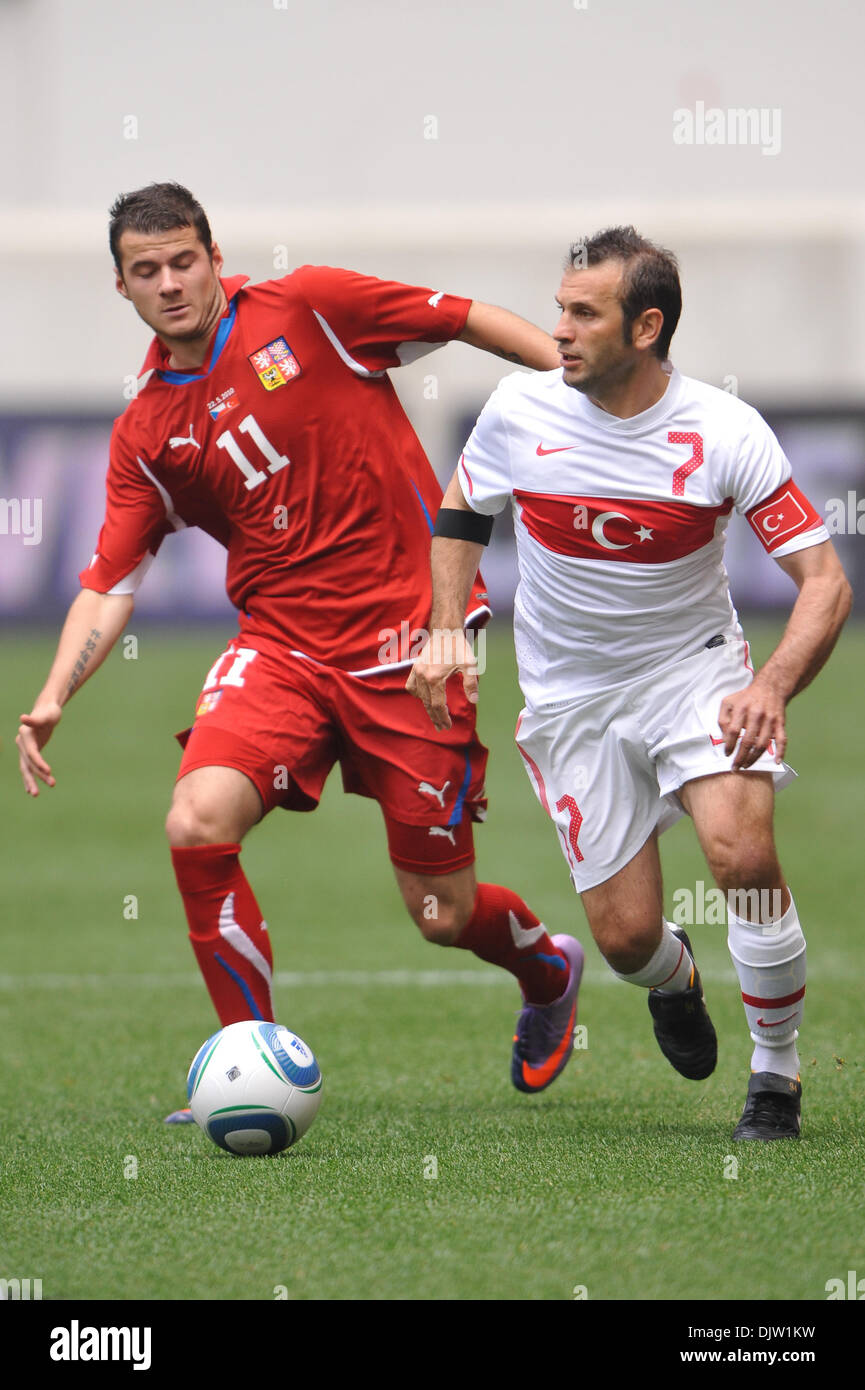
[{"left": 186, "top": 1020, "right": 323, "bottom": 1156}]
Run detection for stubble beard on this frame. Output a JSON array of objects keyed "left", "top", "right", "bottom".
[
  {"left": 162, "top": 279, "right": 224, "bottom": 342},
  {"left": 565, "top": 350, "right": 635, "bottom": 400}
]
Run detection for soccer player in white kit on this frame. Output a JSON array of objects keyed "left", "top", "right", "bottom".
[{"left": 408, "top": 227, "right": 852, "bottom": 1140}]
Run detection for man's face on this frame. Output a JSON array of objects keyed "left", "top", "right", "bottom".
[
  {"left": 114, "top": 226, "right": 224, "bottom": 340},
  {"left": 554, "top": 260, "right": 637, "bottom": 396}
]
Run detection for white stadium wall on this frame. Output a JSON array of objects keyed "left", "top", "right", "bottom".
[{"left": 3, "top": 200, "right": 865, "bottom": 414}]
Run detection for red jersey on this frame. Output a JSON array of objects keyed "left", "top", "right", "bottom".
[{"left": 81, "top": 266, "right": 490, "bottom": 672}]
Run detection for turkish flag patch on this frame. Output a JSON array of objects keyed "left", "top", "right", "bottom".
[{"left": 746, "top": 482, "right": 822, "bottom": 553}]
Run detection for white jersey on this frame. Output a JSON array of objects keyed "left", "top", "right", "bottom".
[{"left": 458, "top": 366, "right": 828, "bottom": 710}]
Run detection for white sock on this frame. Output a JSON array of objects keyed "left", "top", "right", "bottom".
[
  {"left": 727, "top": 894, "right": 805, "bottom": 1082},
  {"left": 612, "top": 919, "right": 694, "bottom": 993},
  {"left": 751, "top": 1040, "right": 799, "bottom": 1077}
]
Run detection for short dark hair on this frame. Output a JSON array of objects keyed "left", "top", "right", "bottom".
[
  {"left": 109, "top": 182, "right": 213, "bottom": 270},
  {"left": 565, "top": 226, "right": 682, "bottom": 359}
]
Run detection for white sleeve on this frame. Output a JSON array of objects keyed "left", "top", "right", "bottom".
[
  {"left": 456, "top": 385, "right": 513, "bottom": 516},
  {"left": 725, "top": 409, "right": 793, "bottom": 514}
]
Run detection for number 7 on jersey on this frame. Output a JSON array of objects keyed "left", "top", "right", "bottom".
[{"left": 668, "top": 431, "right": 704, "bottom": 497}]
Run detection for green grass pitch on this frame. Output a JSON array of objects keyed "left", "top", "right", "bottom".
[{"left": 1, "top": 620, "right": 862, "bottom": 1302}]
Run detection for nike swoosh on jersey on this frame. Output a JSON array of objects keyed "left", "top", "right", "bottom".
[
  {"left": 509, "top": 909, "right": 547, "bottom": 949},
  {"left": 536, "top": 443, "right": 578, "bottom": 456}
]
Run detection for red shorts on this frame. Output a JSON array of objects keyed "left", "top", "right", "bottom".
[{"left": 176, "top": 635, "right": 488, "bottom": 875}]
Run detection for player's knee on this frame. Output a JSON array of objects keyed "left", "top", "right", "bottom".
[
  {"left": 418, "top": 917, "right": 460, "bottom": 946},
  {"left": 705, "top": 833, "right": 778, "bottom": 894},
  {"left": 165, "top": 797, "right": 231, "bottom": 848},
  {"left": 592, "top": 919, "right": 658, "bottom": 975},
  {"left": 411, "top": 893, "right": 470, "bottom": 946},
  {"left": 603, "top": 942, "right": 656, "bottom": 975}
]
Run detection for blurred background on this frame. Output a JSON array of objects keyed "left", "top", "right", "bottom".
[{"left": 2, "top": 0, "right": 863, "bottom": 623}]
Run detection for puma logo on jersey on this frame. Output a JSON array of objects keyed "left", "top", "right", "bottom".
[
  {"left": 427, "top": 291, "right": 445, "bottom": 308},
  {"left": 428, "top": 825, "right": 456, "bottom": 846},
  {"left": 169, "top": 423, "right": 201, "bottom": 451},
  {"left": 508, "top": 909, "right": 547, "bottom": 949},
  {"left": 418, "top": 779, "right": 450, "bottom": 808}
]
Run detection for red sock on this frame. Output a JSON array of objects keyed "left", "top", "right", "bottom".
[
  {"left": 171, "top": 843, "right": 275, "bottom": 1025},
  {"left": 454, "top": 883, "right": 568, "bottom": 1004}
]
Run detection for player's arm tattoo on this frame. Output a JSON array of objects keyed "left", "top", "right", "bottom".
[
  {"left": 65, "top": 628, "right": 103, "bottom": 697},
  {"left": 487, "top": 346, "right": 526, "bottom": 365}
]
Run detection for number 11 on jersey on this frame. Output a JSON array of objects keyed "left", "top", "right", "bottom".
[{"left": 216, "top": 413, "right": 290, "bottom": 490}]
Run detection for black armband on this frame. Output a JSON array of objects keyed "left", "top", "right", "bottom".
[{"left": 433, "top": 507, "right": 494, "bottom": 546}]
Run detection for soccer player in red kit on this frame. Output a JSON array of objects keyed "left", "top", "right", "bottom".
[{"left": 17, "top": 183, "right": 584, "bottom": 1119}]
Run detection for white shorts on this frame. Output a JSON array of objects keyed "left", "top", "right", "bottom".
[{"left": 514, "top": 635, "right": 795, "bottom": 893}]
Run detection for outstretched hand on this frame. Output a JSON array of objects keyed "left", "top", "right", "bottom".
[
  {"left": 17, "top": 700, "right": 63, "bottom": 796},
  {"left": 406, "top": 629, "right": 479, "bottom": 731}
]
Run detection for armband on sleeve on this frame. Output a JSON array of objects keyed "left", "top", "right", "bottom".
[
  {"left": 433, "top": 507, "right": 494, "bottom": 545},
  {"left": 745, "top": 480, "right": 826, "bottom": 555}
]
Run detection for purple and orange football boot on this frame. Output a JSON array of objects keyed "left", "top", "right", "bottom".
[
  {"left": 511, "top": 934, "right": 585, "bottom": 1093},
  {"left": 164, "top": 1107, "right": 195, "bottom": 1125}
]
